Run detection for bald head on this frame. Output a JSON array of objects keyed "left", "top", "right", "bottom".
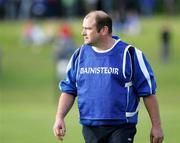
[
  {"left": 85, "top": 10, "right": 109, "bottom": 18},
  {"left": 84, "top": 10, "right": 112, "bottom": 34}
]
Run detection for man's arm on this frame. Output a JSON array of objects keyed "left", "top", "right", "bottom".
[
  {"left": 143, "top": 95, "right": 164, "bottom": 143},
  {"left": 53, "top": 92, "right": 75, "bottom": 140}
]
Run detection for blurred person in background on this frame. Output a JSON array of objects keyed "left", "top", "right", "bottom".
[
  {"left": 123, "top": 10, "right": 141, "bottom": 36},
  {"left": 160, "top": 23, "right": 171, "bottom": 63},
  {"left": 5, "top": 0, "right": 21, "bottom": 20},
  {"left": 111, "top": 0, "right": 126, "bottom": 34},
  {"left": 22, "top": 21, "right": 34, "bottom": 46},
  {"left": 18, "top": 0, "right": 33, "bottom": 20},
  {"left": 123, "top": 0, "right": 141, "bottom": 35},
  {"left": 53, "top": 10, "right": 164, "bottom": 143},
  {"left": 53, "top": 22, "right": 76, "bottom": 80},
  {"left": 52, "top": 21, "right": 76, "bottom": 98},
  {"left": 111, "top": 0, "right": 141, "bottom": 36},
  {"left": 22, "top": 21, "right": 47, "bottom": 48}
]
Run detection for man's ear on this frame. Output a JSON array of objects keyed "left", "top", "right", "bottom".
[{"left": 100, "top": 26, "right": 109, "bottom": 35}]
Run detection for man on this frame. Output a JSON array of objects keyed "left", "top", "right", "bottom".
[{"left": 53, "top": 10, "right": 164, "bottom": 143}]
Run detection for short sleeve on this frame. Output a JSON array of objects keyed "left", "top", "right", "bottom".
[
  {"left": 132, "top": 48, "right": 157, "bottom": 96},
  {"left": 59, "top": 48, "right": 80, "bottom": 96}
]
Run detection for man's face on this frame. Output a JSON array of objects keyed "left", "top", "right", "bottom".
[{"left": 81, "top": 16, "right": 100, "bottom": 46}]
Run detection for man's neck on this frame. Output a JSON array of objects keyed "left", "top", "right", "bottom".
[{"left": 95, "top": 37, "right": 116, "bottom": 51}]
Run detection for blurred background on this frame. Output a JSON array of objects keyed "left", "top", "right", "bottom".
[{"left": 0, "top": 0, "right": 180, "bottom": 143}]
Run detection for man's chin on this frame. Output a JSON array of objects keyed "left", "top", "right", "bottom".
[{"left": 84, "top": 41, "right": 91, "bottom": 45}]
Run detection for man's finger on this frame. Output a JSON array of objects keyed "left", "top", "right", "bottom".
[{"left": 60, "top": 128, "right": 66, "bottom": 136}]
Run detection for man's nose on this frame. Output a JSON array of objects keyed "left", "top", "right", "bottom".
[{"left": 81, "top": 29, "right": 86, "bottom": 36}]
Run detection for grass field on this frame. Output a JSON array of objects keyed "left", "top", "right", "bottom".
[{"left": 0, "top": 16, "right": 180, "bottom": 143}]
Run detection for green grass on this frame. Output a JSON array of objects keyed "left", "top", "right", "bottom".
[{"left": 0, "top": 16, "right": 180, "bottom": 143}]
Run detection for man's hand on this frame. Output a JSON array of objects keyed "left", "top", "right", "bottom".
[
  {"left": 53, "top": 118, "right": 66, "bottom": 141},
  {"left": 143, "top": 95, "right": 164, "bottom": 143},
  {"left": 150, "top": 126, "right": 164, "bottom": 143},
  {"left": 53, "top": 93, "right": 75, "bottom": 141}
]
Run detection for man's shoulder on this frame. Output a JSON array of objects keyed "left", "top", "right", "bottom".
[{"left": 114, "top": 40, "right": 133, "bottom": 53}]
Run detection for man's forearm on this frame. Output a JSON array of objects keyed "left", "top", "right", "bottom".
[
  {"left": 56, "top": 92, "right": 75, "bottom": 119},
  {"left": 143, "top": 95, "right": 162, "bottom": 127}
]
